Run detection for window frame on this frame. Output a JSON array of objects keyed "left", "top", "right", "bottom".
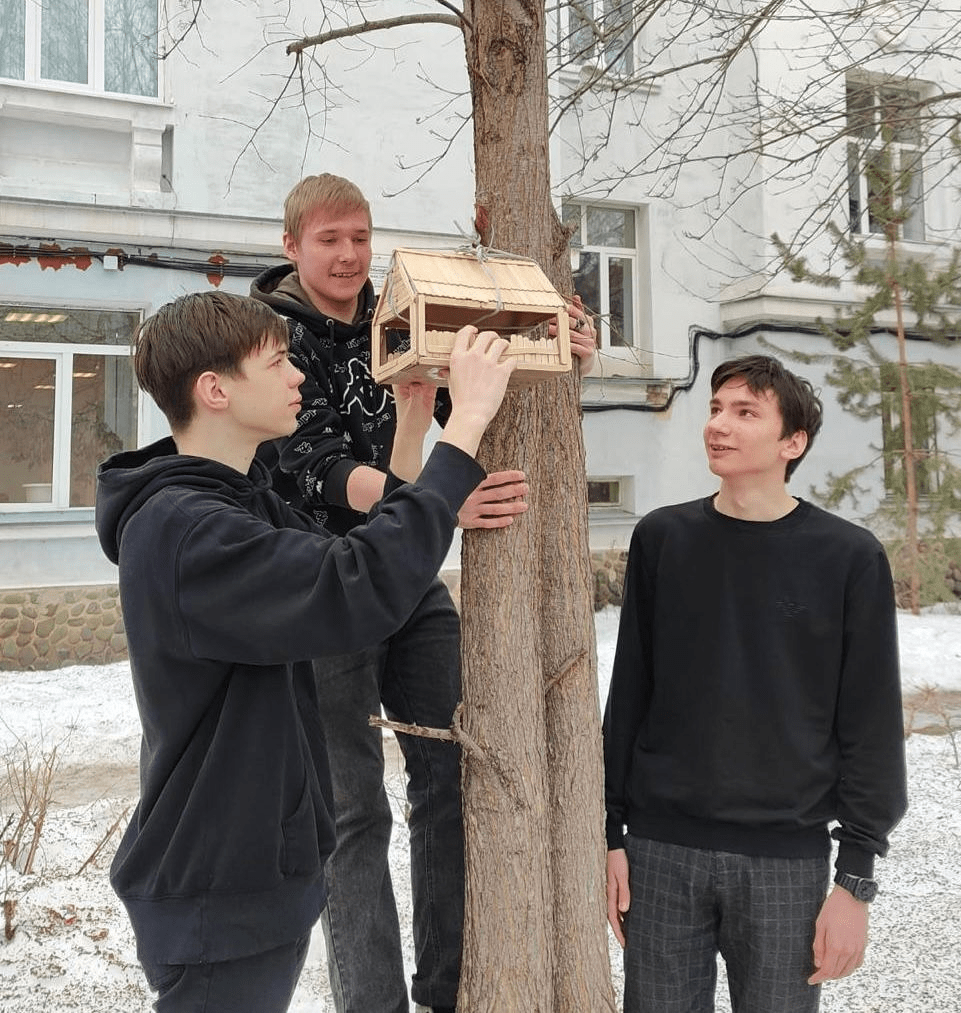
[
  {"left": 587, "top": 477, "right": 624, "bottom": 510},
  {"left": 846, "top": 76, "right": 926, "bottom": 243},
  {"left": 561, "top": 0, "right": 639, "bottom": 78},
  {"left": 562, "top": 200, "right": 642, "bottom": 361},
  {"left": 0, "top": 305, "right": 141, "bottom": 514},
  {"left": 2, "top": 0, "right": 160, "bottom": 100}
]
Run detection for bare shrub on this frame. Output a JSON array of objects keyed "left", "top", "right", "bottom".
[
  {"left": 76, "top": 805, "right": 129, "bottom": 876},
  {"left": 2, "top": 736, "right": 63, "bottom": 875},
  {"left": 903, "top": 685, "right": 961, "bottom": 768}
]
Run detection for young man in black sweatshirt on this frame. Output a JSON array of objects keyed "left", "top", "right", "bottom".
[
  {"left": 603, "top": 354, "right": 907, "bottom": 1013},
  {"left": 95, "top": 291, "right": 513, "bottom": 1013}
]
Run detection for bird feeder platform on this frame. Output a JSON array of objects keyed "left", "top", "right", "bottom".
[{"left": 371, "top": 248, "right": 572, "bottom": 387}]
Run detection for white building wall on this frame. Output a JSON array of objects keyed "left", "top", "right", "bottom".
[{"left": 2, "top": 1, "right": 961, "bottom": 587}]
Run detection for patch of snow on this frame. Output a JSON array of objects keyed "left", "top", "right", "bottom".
[{"left": 1, "top": 610, "right": 958, "bottom": 1012}]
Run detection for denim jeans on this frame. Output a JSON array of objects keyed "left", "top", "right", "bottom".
[{"left": 313, "top": 578, "right": 464, "bottom": 1013}]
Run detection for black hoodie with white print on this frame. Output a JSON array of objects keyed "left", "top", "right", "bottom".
[{"left": 251, "top": 263, "right": 450, "bottom": 535}]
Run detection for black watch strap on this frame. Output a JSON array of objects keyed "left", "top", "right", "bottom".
[{"left": 834, "top": 871, "right": 878, "bottom": 902}]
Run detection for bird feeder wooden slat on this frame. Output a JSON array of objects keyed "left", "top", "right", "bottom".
[{"left": 371, "top": 248, "right": 572, "bottom": 387}]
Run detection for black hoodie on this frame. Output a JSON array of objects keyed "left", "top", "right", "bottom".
[
  {"left": 250, "top": 263, "right": 451, "bottom": 534},
  {"left": 95, "top": 436, "right": 482, "bottom": 964}
]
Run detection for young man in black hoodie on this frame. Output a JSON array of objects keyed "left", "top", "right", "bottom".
[
  {"left": 603, "top": 355, "right": 907, "bottom": 1013},
  {"left": 250, "top": 173, "right": 597, "bottom": 1013},
  {"left": 95, "top": 291, "right": 514, "bottom": 1013}
]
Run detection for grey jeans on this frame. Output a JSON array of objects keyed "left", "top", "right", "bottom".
[
  {"left": 314, "top": 579, "right": 464, "bottom": 1013},
  {"left": 623, "top": 835, "right": 829, "bottom": 1013}
]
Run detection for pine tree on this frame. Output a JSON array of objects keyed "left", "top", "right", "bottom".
[{"left": 774, "top": 130, "right": 961, "bottom": 614}]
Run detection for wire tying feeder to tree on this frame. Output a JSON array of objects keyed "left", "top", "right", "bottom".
[{"left": 371, "top": 247, "right": 572, "bottom": 387}]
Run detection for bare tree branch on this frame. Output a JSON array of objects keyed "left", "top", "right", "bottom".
[{"left": 287, "top": 14, "right": 463, "bottom": 55}]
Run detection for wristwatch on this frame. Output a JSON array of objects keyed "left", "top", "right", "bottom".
[{"left": 834, "top": 872, "right": 878, "bottom": 902}]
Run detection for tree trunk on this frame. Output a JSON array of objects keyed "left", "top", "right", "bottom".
[
  {"left": 888, "top": 233, "right": 921, "bottom": 615},
  {"left": 457, "top": 5, "right": 616, "bottom": 1011}
]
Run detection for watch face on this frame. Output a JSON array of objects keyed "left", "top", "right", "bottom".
[
  {"left": 854, "top": 879, "right": 878, "bottom": 902},
  {"left": 838, "top": 874, "right": 878, "bottom": 902}
]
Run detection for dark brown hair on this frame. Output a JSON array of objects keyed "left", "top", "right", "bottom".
[
  {"left": 710, "top": 354, "right": 823, "bottom": 480},
  {"left": 134, "top": 291, "right": 288, "bottom": 431}
]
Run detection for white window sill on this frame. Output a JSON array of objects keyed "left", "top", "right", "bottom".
[
  {"left": 1, "top": 82, "right": 174, "bottom": 199},
  {"left": 556, "top": 63, "right": 659, "bottom": 95},
  {"left": 0, "top": 180, "right": 175, "bottom": 209},
  {"left": 581, "top": 374, "right": 670, "bottom": 409},
  {"left": 858, "top": 233, "right": 957, "bottom": 271},
  {"left": 0, "top": 80, "right": 172, "bottom": 130}
]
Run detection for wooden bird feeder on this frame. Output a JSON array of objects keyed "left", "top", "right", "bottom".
[{"left": 371, "top": 248, "right": 572, "bottom": 387}]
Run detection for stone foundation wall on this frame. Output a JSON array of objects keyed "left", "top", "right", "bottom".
[
  {"left": 0, "top": 586, "right": 127, "bottom": 671},
  {"left": 592, "top": 549, "right": 628, "bottom": 610},
  {"left": 1, "top": 556, "right": 627, "bottom": 672}
]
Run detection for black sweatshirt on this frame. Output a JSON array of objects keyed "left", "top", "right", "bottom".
[
  {"left": 95, "top": 437, "right": 483, "bottom": 964},
  {"left": 603, "top": 495, "right": 907, "bottom": 878}
]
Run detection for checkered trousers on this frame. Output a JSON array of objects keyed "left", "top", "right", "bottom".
[{"left": 622, "top": 835, "right": 829, "bottom": 1013}]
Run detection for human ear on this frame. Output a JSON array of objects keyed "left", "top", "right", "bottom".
[
  {"left": 193, "top": 371, "right": 230, "bottom": 413},
  {"left": 782, "top": 429, "right": 808, "bottom": 462},
  {"left": 282, "top": 232, "right": 299, "bottom": 262}
]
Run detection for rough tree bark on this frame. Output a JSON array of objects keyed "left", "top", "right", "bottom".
[{"left": 457, "top": 4, "right": 616, "bottom": 1011}]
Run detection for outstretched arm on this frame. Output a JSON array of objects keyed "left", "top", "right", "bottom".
[
  {"left": 344, "top": 466, "right": 387, "bottom": 514},
  {"left": 390, "top": 382, "right": 439, "bottom": 483}
]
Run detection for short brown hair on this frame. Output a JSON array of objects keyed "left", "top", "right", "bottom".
[
  {"left": 710, "top": 354, "right": 823, "bottom": 480},
  {"left": 134, "top": 292, "right": 289, "bottom": 431},
  {"left": 283, "top": 173, "right": 372, "bottom": 241}
]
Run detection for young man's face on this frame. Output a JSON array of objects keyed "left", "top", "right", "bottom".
[
  {"left": 703, "top": 378, "right": 805, "bottom": 483},
  {"left": 282, "top": 206, "right": 372, "bottom": 322},
  {"left": 223, "top": 335, "right": 305, "bottom": 443}
]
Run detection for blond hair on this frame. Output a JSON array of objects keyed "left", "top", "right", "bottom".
[{"left": 283, "top": 174, "right": 372, "bottom": 241}]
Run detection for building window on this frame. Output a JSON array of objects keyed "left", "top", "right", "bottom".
[
  {"left": 846, "top": 77, "right": 924, "bottom": 242},
  {"left": 0, "top": 0, "right": 158, "bottom": 98},
  {"left": 0, "top": 307, "right": 140, "bottom": 510},
  {"left": 564, "top": 1, "right": 637, "bottom": 76},
  {"left": 880, "top": 363, "right": 938, "bottom": 497},
  {"left": 588, "top": 478, "right": 623, "bottom": 509},
  {"left": 562, "top": 202, "right": 638, "bottom": 351}
]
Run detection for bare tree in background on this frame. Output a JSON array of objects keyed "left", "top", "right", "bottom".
[{"left": 160, "top": 1, "right": 961, "bottom": 324}]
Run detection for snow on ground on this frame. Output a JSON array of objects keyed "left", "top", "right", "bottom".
[{"left": 1, "top": 610, "right": 959, "bottom": 1012}]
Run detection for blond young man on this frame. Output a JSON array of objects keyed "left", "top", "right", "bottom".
[{"left": 96, "top": 291, "right": 513, "bottom": 1013}]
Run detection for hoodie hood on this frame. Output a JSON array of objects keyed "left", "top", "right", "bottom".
[
  {"left": 250, "top": 263, "right": 376, "bottom": 343},
  {"left": 95, "top": 438, "right": 273, "bottom": 564}
]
